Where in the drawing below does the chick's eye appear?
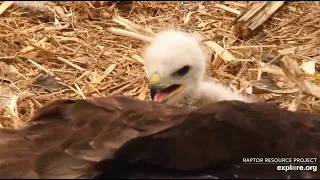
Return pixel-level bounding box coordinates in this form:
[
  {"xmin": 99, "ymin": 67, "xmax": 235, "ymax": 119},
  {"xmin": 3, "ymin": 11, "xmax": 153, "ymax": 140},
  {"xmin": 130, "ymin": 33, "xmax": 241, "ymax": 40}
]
[{"xmin": 172, "ymin": 65, "xmax": 190, "ymax": 77}]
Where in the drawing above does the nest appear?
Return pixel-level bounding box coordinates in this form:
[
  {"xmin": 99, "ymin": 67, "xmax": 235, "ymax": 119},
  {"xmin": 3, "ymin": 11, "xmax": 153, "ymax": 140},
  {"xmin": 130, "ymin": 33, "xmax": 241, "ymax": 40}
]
[{"xmin": 0, "ymin": 1, "xmax": 320, "ymax": 128}]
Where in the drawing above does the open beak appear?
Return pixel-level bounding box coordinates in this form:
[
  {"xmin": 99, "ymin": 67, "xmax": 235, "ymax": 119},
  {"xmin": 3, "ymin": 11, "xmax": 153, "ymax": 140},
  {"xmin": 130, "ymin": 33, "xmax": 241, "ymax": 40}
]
[
  {"xmin": 149, "ymin": 84, "xmax": 160, "ymax": 101},
  {"xmin": 149, "ymin": 73, "xmax": 163, "ymax": 101},
  {"xmin": 148, "ymin": 73, "xmax": 183, "ymax": 102}
]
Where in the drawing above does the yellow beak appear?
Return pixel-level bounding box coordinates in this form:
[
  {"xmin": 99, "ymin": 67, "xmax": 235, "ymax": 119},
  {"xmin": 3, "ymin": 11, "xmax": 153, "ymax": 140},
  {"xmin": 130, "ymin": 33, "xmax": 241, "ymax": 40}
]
[
  {"xmin": 149, "ymin": 73, "xmax": 163, "ymax": 101},
  {"xmin": 149, "ymin": 73, "xmax": 162, "ymax": 87},
  {"xmin": 148, "ymin": 73, "xmax": 184, "ymax": 102}
]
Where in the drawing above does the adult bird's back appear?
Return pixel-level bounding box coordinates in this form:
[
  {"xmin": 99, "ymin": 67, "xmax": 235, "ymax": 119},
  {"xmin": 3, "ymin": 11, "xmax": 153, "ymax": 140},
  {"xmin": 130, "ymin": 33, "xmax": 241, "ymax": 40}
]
[{"xmin": 0, "ymin": 96, "xmax": 319, "ymax": 179}]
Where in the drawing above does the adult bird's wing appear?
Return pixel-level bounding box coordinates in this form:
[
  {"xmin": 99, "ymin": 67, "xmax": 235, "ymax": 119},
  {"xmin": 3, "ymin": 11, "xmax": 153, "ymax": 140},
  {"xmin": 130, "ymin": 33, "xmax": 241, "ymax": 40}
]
[
  {"xmin": 0, "ymin": 96, "xmax": 192, "ymax": 179},
  {"xmin": 111, "ymin": 100, "xmax": 320, "ymax": 179},
  {"xmin": 1, "ymin": 97, "xmax": 320, "ymax": 179}
]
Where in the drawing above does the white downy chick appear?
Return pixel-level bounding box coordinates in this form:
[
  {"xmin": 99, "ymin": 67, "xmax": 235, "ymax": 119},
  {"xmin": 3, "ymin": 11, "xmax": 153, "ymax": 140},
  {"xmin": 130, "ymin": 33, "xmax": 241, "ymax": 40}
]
[{"xmin": 143, "ymin": 30, "xmax": 254, "ymax": 108}]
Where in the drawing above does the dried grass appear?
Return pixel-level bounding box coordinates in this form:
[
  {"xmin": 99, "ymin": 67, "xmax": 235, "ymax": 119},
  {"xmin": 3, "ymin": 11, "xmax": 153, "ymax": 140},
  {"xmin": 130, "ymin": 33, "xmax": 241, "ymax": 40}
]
[{"xmin": 0, "ymin": 1, "xmax": 320, "ymax": 128}]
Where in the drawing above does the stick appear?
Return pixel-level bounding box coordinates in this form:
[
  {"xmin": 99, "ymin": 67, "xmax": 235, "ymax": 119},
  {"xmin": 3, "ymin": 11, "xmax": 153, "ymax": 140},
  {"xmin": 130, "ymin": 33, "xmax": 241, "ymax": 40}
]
[{"xmin": 108, "ymin": 27, "xmax": 153, "ymax": 43}]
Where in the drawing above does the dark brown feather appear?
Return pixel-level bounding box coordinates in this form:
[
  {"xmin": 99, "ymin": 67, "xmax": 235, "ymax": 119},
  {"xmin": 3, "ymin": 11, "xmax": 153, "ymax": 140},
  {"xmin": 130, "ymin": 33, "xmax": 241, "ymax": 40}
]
[
  {"xmin": 0, "ymin": 96, "xmax": 188, "ymax": 179},
  {"xmin": 112, "ymin": 100, "xmax": 320, "ymax": 178},
  {"xmin": 0, "ymin": 96, "xmax": 319, "ymax": 179}
]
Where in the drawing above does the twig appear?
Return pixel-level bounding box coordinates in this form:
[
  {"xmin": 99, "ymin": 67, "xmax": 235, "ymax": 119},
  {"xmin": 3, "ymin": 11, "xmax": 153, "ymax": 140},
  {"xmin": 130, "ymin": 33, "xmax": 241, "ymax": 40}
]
[
  {"xmin": 108, "ymin": 27, "xmax": 153, "ymax": 43},
  {"xmin": 227, "ymin": 45, "xmax": 277, "ymax": 50},
  {"xmin": 27, "ymin": 58, "xmax": 62, "ymax": 81},
  {"xmin": 28, "ymin": 42, "xmax": 75, "ymax": 56},
  {"xmin": 4, "ymin": 94, "xmax": 20, "ymax": 129},
  {"xmin": 214, "ymin": 4, "xmax": 241, "ymax": 15},
  {"xmin": 74, "ymin": 83, "xmax": 86, "ymax": 99},
  {"xmin": 112, "ymin": 16, "xmax": 156, "ymax": 36},
  {"xmin": 20, "ymin": 37, "xmax": 49, "ymax": 54},
  {"xmin": 57, "ymin": 57, "xmax": 86, "ymax": 71},
  {"xmin": 0, "ymin": 1, "xmax": 14, "ymax": 16},
  {"xmin": 223, "ymin": 1, "xmax": 247, "ymax": 8}
]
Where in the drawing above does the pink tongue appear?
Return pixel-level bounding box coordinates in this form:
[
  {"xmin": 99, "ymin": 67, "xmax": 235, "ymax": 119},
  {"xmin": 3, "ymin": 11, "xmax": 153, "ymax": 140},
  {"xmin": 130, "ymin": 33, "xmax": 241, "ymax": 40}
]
[{"xmin": 154, "ymin": 93, "xmax": 168, "ymax": 102}]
